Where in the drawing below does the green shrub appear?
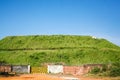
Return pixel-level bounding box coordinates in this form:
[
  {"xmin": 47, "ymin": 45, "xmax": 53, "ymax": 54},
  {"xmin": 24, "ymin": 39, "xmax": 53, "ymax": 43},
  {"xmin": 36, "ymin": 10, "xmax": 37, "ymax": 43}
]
[
  {"xmin": 90, "ymin": 67, "xmax": 101, "ymax": 74},
  {"xmin": 109, "ymin": 66, "xmax": 120, "ymax": 77},
  {"xmin": 101, "ymin": 64, "xmax": 108, "ymax": 72},
  {"xmin": 109, "ymin": 62, "xmax": 120, "ymax": 77}
]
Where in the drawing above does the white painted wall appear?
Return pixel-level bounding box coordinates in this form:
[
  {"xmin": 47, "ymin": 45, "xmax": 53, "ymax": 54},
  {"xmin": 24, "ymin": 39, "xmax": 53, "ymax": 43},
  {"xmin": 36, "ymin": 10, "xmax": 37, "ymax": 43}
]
[{"xmin": 48, "ymin": 65, "xmax": 63, "ymax": 74}]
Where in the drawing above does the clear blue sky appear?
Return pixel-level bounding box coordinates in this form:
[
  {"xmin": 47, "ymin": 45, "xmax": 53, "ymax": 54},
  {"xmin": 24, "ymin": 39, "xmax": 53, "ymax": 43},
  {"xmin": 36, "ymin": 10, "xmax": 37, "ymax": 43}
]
[{"xmin": 0, "ymin": 0, "xmax": 120, "ymax": 46}]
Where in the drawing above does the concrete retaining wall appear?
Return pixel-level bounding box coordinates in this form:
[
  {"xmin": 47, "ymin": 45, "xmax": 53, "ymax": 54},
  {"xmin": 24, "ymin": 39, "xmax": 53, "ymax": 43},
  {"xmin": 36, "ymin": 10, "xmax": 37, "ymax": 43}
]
[
  {"xmin": 31, "ymin": 67, "xmax": 47, "ymax": 73},
  {"xmin": 63, "ymin": 66, "xmax": 84, "ymax": 75},
  {"xmin": 63, "ymin": 64, "xmax": 104, "ymax": 75},
  {"xmin": 12, "ymin": 65, "xmax": 30, "ymax": 73},
  {"xmin": 48, "ymin": 65, "xmax": 63, "ymax": 74}
]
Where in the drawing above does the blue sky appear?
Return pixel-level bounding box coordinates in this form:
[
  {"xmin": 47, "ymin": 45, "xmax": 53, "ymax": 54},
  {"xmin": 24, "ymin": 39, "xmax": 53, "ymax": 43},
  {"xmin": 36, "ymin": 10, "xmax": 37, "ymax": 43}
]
[{"xmin": 0, "ymin": 0, "xmax": 120, "ymax": 46}]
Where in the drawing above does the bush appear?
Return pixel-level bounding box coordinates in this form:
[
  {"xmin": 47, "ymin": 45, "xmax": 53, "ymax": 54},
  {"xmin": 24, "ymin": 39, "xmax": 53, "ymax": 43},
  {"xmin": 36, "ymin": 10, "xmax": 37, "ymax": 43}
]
[
  {"xmin": 101, "ymin": 64, "xmax": 108, "ymax": 72},
  {"xmin": 109, "ymin": 62, "xmax": 120, "ymax": 77},
  {"xmin": 89, "ymin": 63, "xmax": 120, "ymax": 77},
  {"xmin": 90, "ymin": 67, "xmax": 101, "ymax": 74},
  {"xmin": 109, "ymin": 66, "xmax": 120, "ymax": 77}
]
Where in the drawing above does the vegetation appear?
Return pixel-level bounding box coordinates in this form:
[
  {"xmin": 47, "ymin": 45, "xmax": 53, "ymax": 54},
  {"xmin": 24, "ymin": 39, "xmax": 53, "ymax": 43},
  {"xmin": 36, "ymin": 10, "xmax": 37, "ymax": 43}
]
[
  {"xmin": 109, "ymin": 62, "xmax": 120, "ymax": 77},
  {"xmin": 90, "ymin": 67, "xmax": 101, "ymax": 74},
  {"xmin": 90, "ymin": 62, "xmax": 120, "ymax": 77},
  {"xmin": 0, "ymin": 35, "xmax": 120, "ymax": 67},
  {"xmin": 0, "ymin": 35, "xmax": 119, "ymax": 50}
]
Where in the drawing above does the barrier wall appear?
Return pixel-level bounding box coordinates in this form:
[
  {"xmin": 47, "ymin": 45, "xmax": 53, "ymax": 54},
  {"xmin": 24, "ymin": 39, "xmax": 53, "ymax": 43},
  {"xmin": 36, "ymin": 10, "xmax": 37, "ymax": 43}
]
[
  {"xmin": 31, "ymin": 67, "xmax": 47, "ymax": 73},
  {"xmin": 0, "ymin": 64, "xmax": 103, "ymax": 75},
  {"xmin": 12, "ymin": 65, "xmax": 30, "ymax": 73},
  {"xmin": 63, "ymin": 66, "xmax": 84, "ymax": 75},
  {"xmin": 0, "ymin": 65, "xmax": 11, "ymax": 73},
  {"xmin": 48, "ymin": 65, "xmax": 63, "ymax": 74},
  {"xmin": 83, "ymin": 64, "xmax": 103, "ymax": 74},
  {"xmin": 63, "ymin": 64, "xmax": 104, "ymax": 75}
]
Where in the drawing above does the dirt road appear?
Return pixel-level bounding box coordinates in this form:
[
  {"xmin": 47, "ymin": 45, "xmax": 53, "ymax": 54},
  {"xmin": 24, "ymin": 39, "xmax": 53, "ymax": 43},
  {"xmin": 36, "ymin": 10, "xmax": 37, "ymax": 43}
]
[
  {"xmin": 0, "ymin": 74, "xmax": 120, "ymax": 80},
  {"xmin": 0, "ymin": 74, "xmax": 63, "ymax": 80}
]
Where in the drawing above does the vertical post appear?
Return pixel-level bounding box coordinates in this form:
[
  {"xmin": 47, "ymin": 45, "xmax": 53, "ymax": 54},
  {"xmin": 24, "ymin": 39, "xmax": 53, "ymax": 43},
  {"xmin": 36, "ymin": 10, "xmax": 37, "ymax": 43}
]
[{"xmin": 28, "ymin": 65, "xmax": 30, "ymax": 73}]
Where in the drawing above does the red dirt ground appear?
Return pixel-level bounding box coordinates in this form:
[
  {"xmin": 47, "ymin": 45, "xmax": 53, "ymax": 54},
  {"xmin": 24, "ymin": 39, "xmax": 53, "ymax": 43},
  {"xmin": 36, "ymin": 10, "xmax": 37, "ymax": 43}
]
[
  {"xmin": 0, "ymin": 74, "xmax": 120, "ymax": 80},
  {"xmin": 0, "ymin": 74, "xmax": 63, "ymax": 80}
]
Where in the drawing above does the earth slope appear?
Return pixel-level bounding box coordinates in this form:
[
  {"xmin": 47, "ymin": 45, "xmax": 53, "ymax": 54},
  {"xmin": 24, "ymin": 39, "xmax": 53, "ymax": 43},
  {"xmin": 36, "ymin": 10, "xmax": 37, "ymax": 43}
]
[{"xmin": 0, "ymin": 35, "xmax": 120, "ymax": 66}]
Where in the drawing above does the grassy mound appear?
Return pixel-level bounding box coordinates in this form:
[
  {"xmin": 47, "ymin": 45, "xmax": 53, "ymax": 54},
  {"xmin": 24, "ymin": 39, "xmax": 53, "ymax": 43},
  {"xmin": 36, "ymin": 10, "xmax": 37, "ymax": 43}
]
[{"xmin": 0, "ymin": 35, "xmax": 119, "ymax": 66}]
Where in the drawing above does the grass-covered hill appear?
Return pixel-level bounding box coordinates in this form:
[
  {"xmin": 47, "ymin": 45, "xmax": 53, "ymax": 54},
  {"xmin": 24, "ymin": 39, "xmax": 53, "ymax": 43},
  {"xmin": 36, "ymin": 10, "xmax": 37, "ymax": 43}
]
[{"xmin": 0, "ymin": 35, "xmax": 120, "ymax": 66}]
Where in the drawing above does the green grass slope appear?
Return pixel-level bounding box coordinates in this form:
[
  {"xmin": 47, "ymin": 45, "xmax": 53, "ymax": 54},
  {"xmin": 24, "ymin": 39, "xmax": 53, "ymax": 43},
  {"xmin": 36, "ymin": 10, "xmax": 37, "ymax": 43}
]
[{"xmin": 0, "ymin": 35, "xmax": 120, "ymax": 66}]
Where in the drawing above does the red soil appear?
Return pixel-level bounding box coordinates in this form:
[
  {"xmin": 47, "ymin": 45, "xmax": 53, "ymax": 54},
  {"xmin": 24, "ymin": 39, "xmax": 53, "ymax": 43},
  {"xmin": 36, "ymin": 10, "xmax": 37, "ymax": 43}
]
[{"xmin": 0, "ymin": 74, "xmax": 119, "ymax": 80}]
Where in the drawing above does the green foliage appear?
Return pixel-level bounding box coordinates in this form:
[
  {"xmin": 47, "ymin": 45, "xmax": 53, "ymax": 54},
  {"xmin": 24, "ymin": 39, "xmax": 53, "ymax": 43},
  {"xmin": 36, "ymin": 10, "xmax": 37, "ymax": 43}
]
[
  {"xmin": 109, "ymin": 62, "xmax": 120, "ymax": 77},
  {"xmin": 0, "ymin": 35, "xmax": 119, "ymax": 49},
  {"xmin": 109, "ymin": 66, "xmax": 120, "ymax": 77},
  {"xmin": 101, "ymin": 64, "xmax": 108, "ymax": 72},
  {"xmin": 90, "ymin": 67, "xmax": 101, "ymax": 74},
  {"xmin": 0, "ymin": 60, "xmax": 7, "ymax": 65},
  {"xmin": 0, "ymin": 35, "xmax": 120, "ymax": 67},
  {"xmin": 89, "ymin": 62, "xmax": 120, "ymax": 77}
]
